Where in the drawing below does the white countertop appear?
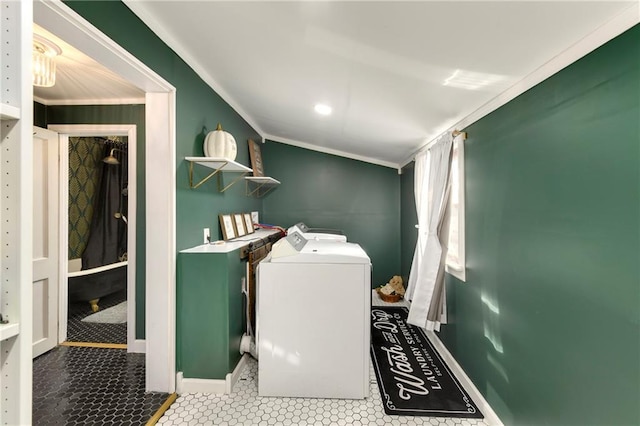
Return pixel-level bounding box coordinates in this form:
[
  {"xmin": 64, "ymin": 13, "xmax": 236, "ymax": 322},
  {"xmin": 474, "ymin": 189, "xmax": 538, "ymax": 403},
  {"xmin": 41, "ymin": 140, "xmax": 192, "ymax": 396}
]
[{"xmin": 180, "ymin": 229, "xmax": 281, "ymax": 254}]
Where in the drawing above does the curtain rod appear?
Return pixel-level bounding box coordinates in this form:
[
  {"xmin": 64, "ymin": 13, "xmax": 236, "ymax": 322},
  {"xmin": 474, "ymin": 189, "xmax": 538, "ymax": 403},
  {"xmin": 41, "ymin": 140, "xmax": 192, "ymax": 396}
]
[
  {"xmin": 451, "ymin": 129, "xmax": 467, "ymax": 140},
  {"xmin": 414, "ymin": 129, "xmax": 468, "ymax": 157}
]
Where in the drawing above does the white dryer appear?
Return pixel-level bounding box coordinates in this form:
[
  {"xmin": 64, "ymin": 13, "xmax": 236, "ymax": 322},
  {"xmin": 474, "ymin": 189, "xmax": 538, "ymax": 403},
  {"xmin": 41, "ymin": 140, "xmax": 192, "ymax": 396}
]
[
  {"xmin": 257, "ymin": 232, "xmax": 371, "ymax": 399},
  {"xmin": 287, "ymin": 222, "xmax": 347, "ymax": 242}
]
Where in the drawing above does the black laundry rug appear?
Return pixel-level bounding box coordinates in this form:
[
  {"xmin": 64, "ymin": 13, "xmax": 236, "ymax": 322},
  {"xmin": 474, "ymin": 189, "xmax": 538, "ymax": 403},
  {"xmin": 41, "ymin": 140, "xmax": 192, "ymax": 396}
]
[{"xmin": 370, "ymin": 306, "xmax": 483, "ymax": 418}]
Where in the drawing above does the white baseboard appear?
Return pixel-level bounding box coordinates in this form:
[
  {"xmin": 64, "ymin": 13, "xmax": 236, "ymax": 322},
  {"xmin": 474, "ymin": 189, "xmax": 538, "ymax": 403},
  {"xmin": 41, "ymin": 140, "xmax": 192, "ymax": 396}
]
[
  {"xmin": 226, "ymin": 354, "xmax": 249, "ymax": 393},
  {"xmin": 426, "ymin": 331, "xmax": 503, "ymax": 426},
  {"xmin": 176, "ymin": 354, "xmax": 250, "ymax": 395},
  {"xmin": 176, "ymin": 372, "xmax": 227, "ymax": 394},
  {"xmin": 128, "ymin": 339, "xmax": 146, "ymax": 354}
]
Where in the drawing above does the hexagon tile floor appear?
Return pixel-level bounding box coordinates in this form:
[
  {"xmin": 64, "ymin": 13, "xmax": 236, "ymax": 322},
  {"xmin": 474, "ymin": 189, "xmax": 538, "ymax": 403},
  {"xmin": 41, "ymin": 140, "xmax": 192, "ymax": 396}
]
[
  {"xmin": 33, "ymin": 345, "xmax": 169, "ymax": 425},
  {"xmin": 67, "ymin": 289, "xmax": 127, "ymax": 344},
  {"xmin": 158, "ymin": 357, "xmax": 490, "ymax": 426},
  {"xmin": 158, "ymin": 293, "xmax": 491, "ymax": 425}
]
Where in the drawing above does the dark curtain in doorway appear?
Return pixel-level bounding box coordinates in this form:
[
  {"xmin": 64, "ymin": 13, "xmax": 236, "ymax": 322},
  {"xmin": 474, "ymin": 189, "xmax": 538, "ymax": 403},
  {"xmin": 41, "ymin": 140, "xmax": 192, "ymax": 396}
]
[{"xmin": 81, "ymin": 139, "xmax": 128, "ymax": 269}]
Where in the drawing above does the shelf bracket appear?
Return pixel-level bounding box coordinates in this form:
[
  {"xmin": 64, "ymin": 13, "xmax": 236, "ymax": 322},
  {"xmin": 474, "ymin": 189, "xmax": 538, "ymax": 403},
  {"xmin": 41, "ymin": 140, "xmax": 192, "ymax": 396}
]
[
  {"xmin": 189, "ymin": 160, "xmax": 248, "ymax": 192},
  {"xmin": 189, "ymin": 161, "xmax": 222, "ymax": 189},
  {"xmin": 245, "ymin": 180, "xmax": 278, "ymax": 197},
  {"xmin": 218, "ymin": 171, "xmax": 250, "ymax": 193}
]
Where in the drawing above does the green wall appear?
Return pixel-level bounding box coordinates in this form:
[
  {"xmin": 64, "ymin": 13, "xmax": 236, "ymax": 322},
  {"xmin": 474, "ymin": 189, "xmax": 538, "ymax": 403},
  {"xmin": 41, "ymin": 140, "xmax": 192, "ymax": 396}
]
[
  {"xmin": 34, "ymin": 101, "xmax": 47, "ymax": 127},
  {"xmin": 43, "ymin": 103, "xmax": 147, "ymax": 338},
  {"xmin": 401, "ymin": 26, "xmax": 639, "ymax": 425},
  {"xmin": 262, "ymin": 141, "xmax": 401, "ymax": 287}
]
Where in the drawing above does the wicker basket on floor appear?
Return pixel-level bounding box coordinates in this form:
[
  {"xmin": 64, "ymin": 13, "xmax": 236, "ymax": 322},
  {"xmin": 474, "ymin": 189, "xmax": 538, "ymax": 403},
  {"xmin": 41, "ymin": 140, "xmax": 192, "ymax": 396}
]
[{"xmin": 376, "ymin": 287, "xmax": 402, "ymax": 303}]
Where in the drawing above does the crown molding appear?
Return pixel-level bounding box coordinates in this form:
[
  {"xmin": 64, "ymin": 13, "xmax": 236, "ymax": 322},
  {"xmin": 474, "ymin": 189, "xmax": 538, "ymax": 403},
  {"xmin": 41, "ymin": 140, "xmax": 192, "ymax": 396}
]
[{"xmin": 265, "ymin": 134, "xmax": 399, "ymax": 169}]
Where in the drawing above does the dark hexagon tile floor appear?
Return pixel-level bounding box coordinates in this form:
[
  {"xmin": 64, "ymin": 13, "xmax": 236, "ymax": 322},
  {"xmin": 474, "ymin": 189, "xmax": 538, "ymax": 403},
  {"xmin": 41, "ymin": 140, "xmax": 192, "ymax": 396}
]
[
  {"xmin": 33, "ymin": 346, "xmax": 169, "ymax": 425},
  {"xmin": 67, "ymin": 290, "xmax": 127, "ymax": 344}
]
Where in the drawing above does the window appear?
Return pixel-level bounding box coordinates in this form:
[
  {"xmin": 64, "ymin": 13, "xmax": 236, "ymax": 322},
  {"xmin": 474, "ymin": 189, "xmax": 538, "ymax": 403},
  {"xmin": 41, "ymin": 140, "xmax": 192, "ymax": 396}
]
[{"xmin": 446, "ymin": 136, "xmax": 466, "ymax": 281}]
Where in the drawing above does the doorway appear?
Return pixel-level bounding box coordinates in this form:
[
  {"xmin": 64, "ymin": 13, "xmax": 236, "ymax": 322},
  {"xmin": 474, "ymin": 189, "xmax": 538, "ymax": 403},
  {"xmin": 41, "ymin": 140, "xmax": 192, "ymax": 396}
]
[
  {"xmin": 48, "ymin": 125, "xmax": 137, "ymax": 350},
  {"xmin": 35, "ymin": 1, "xmax": 177, "ymax": 392}
]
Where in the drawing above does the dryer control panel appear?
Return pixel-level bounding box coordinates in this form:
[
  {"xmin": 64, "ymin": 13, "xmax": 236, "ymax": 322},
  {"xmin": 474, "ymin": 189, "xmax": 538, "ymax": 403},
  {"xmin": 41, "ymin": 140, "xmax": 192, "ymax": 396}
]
[{"xmin": 271, "ymin": 231, "xmax": 308, "ymax": 258}]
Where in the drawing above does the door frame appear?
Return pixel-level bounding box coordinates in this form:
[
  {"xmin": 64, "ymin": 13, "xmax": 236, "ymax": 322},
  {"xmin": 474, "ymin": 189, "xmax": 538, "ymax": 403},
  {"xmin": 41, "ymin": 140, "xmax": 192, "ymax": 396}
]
[
  {"xmin": 35, "ymin": 0, "xmax": 177, "ymax": 392},
  {"xmin": 48, "ymin": 124, "xmax": 138, "ymax": 351}
]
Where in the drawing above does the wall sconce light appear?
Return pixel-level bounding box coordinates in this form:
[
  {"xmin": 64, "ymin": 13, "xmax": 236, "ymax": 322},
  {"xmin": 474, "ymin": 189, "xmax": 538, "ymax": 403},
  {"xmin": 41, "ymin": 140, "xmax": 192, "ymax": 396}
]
[{"xmin": 33, "ymin": 34, "xmax": 62, "ymax": 87}]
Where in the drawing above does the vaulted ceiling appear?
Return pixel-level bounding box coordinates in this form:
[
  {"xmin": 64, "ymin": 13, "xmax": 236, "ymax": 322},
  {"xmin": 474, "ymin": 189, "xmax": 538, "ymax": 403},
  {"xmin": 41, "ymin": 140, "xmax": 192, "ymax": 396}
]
[{"xmin": 35, "ymin": 1, "xmax": 636, "ymax": 167}]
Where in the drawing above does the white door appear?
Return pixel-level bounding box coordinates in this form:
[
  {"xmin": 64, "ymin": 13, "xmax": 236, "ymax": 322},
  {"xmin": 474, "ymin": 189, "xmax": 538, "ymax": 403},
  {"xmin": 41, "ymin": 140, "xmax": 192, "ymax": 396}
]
[{"xmin": 32, "ymin": 127, "xmax": 59, "ymax": 358}]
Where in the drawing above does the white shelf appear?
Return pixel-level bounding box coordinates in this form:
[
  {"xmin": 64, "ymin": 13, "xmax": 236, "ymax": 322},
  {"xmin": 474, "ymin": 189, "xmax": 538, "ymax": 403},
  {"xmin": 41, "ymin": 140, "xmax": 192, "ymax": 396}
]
[
  {"xmin": 185, "ymin": 157, "xmax": 252, "ymax": 173},
  {"xmin": 180, "ymin": 229, "xmax": 280, "ymax": 254},
  {"xmin": 245, "ymin": 176, "xmax": 281, "ymax": 197},
  {"xmin": 0, "ymin": 322, "xmax": 20, "ymax": 342},
  {"xmin": 185, "ymin": 157, "xmax": 252, "ymax": 191},
  {"xmin": 245, "ymin": 176, "xmax": 280, "ymax": 185},
  {"xmin": 0, "ymin": 104, "xmax": 21, "ymax": 120}
]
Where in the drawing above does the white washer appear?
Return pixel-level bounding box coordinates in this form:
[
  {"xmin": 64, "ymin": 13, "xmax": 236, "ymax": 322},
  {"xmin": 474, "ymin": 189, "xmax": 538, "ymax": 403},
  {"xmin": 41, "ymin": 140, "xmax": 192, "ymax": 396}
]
[
  {"xmin": 287, "ymin": 222, "xmax": 347, "ymax": 242},
  {"xmin": 257, "ymin": 232, "xmax": 371, "ymax": 399}
]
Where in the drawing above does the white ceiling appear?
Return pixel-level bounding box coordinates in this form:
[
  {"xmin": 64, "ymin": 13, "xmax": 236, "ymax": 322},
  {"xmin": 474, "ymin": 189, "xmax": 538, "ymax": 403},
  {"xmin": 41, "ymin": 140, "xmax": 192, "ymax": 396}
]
[
  {"xmin": 33, "ymin": 24, "xmax": 145, "ymax": 105},
  {"xmin": 37, "ymin": 2, "xmax": 636, "ymax": 167}
]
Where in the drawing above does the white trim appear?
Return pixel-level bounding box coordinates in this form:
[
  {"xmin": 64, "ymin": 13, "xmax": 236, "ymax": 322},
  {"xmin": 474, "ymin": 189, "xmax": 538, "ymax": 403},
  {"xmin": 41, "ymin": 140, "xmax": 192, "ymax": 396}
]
[
  {"xmin": 176, "ymin": 354, "xmax": 250, "ymax": 395},
  {"xmin": 34, "ymin": 96, "xmax": 145, "ymax": 106},
  {"xmin": 445, "ymin": 264, "xmax": 466, "ymax": 281},
  {"xmin": 265, "ymin": 134, "xmax": 398, "ymax": 169},
  {"xmin": 57, "ymin": 134, "xmax": 70, "ymax": 344},
  {"xmin": 37, "ymin": 0, "xmax": 177, "ymax": 393},
  {"xmin": 176, "ymin": 373, "xmax": 227, "ymax": 395},
  {"xmin": 426, "ymin": 330, "xmax": 504, "ymax": 426},
  {"xmin": 400, "ymin": 3, "xmax": 640, "ymax": 168},
  {"xmin": 122, "ymin": 0, "xmax": 265, "ymax": 138},
  {"xmin": 48, "ymin": 124, "xmax": 137, "ymax": 350},
  {"xmin": 145, "ymin": 91, "xmax": 177, "ymax": 393},
  {"xmin": 130, "ymin": 339, "xmax": 146, "ymax": 354},
  {"xmin": 226, "ymin": 354, "xmax": 250, "ymax": 394},
  {"xmin": 445, "ymin": 136, "xmax": 466, "ymax": 282},
  {"xmin": 6, "ymin": 2, "xmax": 36, "ymax": 422}
]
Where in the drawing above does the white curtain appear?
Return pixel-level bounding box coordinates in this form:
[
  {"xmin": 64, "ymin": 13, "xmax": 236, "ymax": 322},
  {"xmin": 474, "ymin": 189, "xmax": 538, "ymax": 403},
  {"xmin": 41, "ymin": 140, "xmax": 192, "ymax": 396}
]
[
  {"xmin": 406, "ymin": 133, "xmax": 453, "ymax": 331},
  {"xmin": 405, "ymin": 149, "xmax": 429, "ymax": 303}
]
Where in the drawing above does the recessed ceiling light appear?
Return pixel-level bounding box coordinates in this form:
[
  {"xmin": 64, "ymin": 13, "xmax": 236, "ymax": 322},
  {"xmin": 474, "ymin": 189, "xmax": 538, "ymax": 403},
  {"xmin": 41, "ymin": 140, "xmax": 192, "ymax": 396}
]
[{"xmin": 314, "ymin": 104, "xmax": 332, "ymax": 116}]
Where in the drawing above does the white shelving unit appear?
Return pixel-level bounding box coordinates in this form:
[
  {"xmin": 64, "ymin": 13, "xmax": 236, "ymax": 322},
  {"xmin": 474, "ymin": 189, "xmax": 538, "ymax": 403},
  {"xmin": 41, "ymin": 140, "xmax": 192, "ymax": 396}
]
[
  {"xmin": 245, "ymin": 176, "xmax": 281, "ymax": 197},
  {"xmin": 1, "ymin": 1, "xmax": 34, "ymax": 424},
  {"xmin": 0, "ymin": 323, "xmax": 20, "ymax": 342},
  {"xmin": 0, "ymin": 104, "xmax": 21, "ymax": 120},
  {"xmin": 185, "ymin": 157, "xmax": 252, "ymax": 191}
]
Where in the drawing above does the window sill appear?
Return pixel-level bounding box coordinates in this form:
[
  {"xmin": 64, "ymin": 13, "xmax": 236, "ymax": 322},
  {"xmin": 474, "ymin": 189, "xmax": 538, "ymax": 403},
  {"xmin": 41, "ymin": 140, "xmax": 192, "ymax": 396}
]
[{"xmin": 446, "ymin": 264, "xmax": 466, "ymax": 282}]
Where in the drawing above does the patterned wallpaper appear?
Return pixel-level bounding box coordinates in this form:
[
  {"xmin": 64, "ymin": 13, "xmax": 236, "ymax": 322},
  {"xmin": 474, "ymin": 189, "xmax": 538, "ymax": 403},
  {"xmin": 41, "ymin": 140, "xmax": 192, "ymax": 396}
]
[{"xmin": 68, "ymin": 137, "xmax": 105, "ymax": 260}]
